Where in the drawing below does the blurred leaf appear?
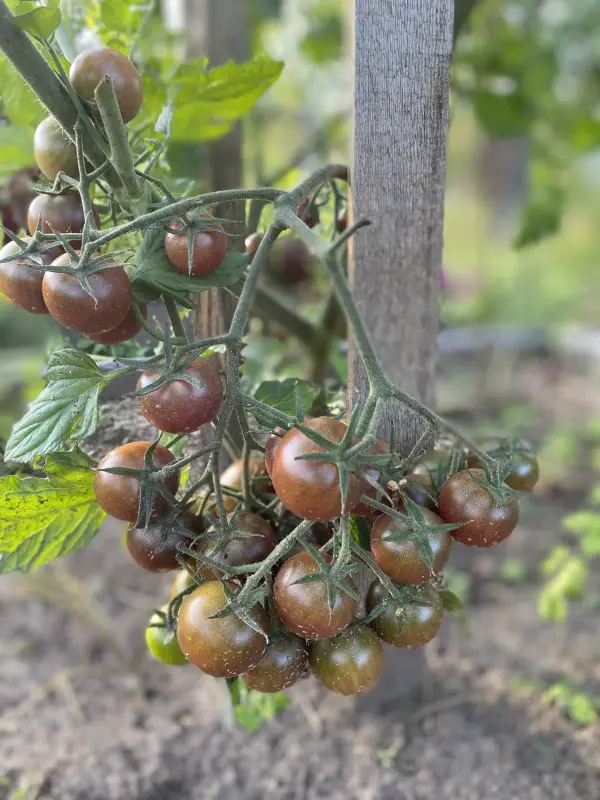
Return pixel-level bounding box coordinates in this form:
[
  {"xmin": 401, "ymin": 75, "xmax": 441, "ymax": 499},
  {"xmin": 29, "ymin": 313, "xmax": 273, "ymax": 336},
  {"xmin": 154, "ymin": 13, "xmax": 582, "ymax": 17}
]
[
  {"xmin": 13, "ymin": 4, "xmax": 61, "ymax": 38},
  {"xmin": 0, "ymin": 124, "xmax": 35, "ymax": 178},
  {"xmin": 254, "ymin": 379, "xmax": 319, "ymax": 417},
  {"xmin": 537, "ymin": 553, "xmax": 588, "ymax": 621},
  {"xmin": 100, "ymin": 0, "xmax": 142, "ymax": 32},
  {"xmin": 439, "ymin": 589, "xmax": 464, "ymax": 612},
  {"xmin": 132, "ymin": 228, "xmax": 248, "ymax": 307},
  {"xmin": 5, "ymin": 350, "xmax": 109, "ymax": 463},
  {"xmin": 567, "ymin": 694, "xmax": 597, "ymax": 726},
  {"xmin": 473, "ymin": 90, "xmax": 534, "ymax": 138},
  {"xmin": 227, "ymin": 678, "xmax": 289, "ymax": 732},
  {"xmin": 499, "ymin": 558, "xmax": 527, "ymax": 584},
  {"xmin": 169, "ymin": 57, "xmax": 284, "ymax": 142},
  {"xmin": 300, "ymin": 11, "xmax": 342, "ymax": 64},
  {"xmin": 0, "ymin": 455, "xmax": 105, "ymax": 572},
  {"xmin": 514, "ymin": 182, "xmax": 565, "ymax": 249},
  {"xmin": 0, "ymin": 58, "xmax": 46, "ymax": 127}
]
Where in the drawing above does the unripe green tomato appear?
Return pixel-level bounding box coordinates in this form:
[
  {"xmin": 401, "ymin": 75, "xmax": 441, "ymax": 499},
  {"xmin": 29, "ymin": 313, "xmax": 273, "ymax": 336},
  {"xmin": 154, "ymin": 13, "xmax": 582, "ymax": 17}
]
[{"xmin": 145, "ymin": 606, "xmax": 188, "ymax": 666}]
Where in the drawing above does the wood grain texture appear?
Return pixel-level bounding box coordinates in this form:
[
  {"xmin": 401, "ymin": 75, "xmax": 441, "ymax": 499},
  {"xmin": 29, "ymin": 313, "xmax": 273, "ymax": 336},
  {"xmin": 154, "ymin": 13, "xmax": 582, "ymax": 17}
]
[
  {"xmin": 349, "ymin": 0, "xmax": 453, "ymax": 453},
  {"xmin": 185, "ymin": 0, "xmax": 249, "ymax": 337}
]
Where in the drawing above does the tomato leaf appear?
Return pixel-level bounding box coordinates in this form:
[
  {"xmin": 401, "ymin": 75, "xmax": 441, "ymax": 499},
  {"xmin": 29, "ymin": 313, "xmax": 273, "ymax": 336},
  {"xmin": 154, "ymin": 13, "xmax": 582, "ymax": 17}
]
[
  {"xmin": 5, "ymin": 350, "xmax": 111, "ymax": 464},
  {"xmin": 13, "ymin": 5, "xmax": 61, "ymax": 38},
  {"xmin": 439, "ymin": 589, "xmax": 465, "ymax": 612},
  {"xmin": 254, "ymin": 379, "xmax": 319, "ymax": 417},
  {"xmin": 169, "ymin": 57, "xmax": 284, "ymax": 142},
  {"xmin": 131, "ymin": 228, "xmax": 248, "ymax": 306},
  {"xmin": 0, "ymin": 454, "xmax": 106, "ymax": 573},
  {"xmin": 227, "ymin": 678, "xmax": 289, "ymax": 732}
]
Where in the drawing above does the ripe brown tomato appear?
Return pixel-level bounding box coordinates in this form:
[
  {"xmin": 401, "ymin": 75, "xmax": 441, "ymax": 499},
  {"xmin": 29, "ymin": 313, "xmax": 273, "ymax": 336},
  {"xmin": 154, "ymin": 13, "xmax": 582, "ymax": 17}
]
[
  {"xmin": 137, "ymin": 355, "xmax": 223, "ymax": 434},
  {"xmin": 33, "ymin": 116, "xmax": 78, "ymax": 181},
  {"xmin": 438, "ymin": 469, "xmax": 519, "ymax": 547},
  {"xmin": 241, "ymin": 632, "xmax": 308, "ymax": 693},
  {"xmin": 0, "ymin": 238, "xmax": 52, "ymax": 314},
  {"xmin": 271, "ymin": 417, "xmax": 362, "ymax": 521},
  {"xmin": 69, "ymin": 47, "xmax": 143, "ymax": 123},
  {"xmin": 309, "ymin": 626, "xmax": 383, "ymax": 695},
  {"xmin": 164, "ymin": 216, "xmax": 227, "ymax": 276},
  {"xmin": 27, "ymin": 191, "xmax": 98, "ymax": 236},
  {"xmin": 366, "ymin": 581, "xmax": 444, "ymax": 647},
  {"xmin": 188, "ymin": 512, "xmax": 276, "ymax": 581},
  {"xmin": 370, "ymin": 505, "xmax": 451, "ymax": 584},
  {"xmin": 126, "ymin": 513, "xmax": 199, "ymax": 573},
  {"xmin": 268, "ymin": 236, "xmax": 311, "ymax": 285},
  {"xmin": 87, "ymin": 303, "xmax": 147, "ymax": 345},
  {"xmin": 353, "ymin": 438, "xmax": 389, "ymax": 517},
  {"xmin": 274, "ymin": 551, "xmax": 357, "ymax": 640},
  {"xmin": 94, "ymin": 441, "xmax": 180, "ymax": 522},
  {"xmin": 263, "ymin": 427, "xmax": 286, "ymax": 478},
  {"xmin": 336, "ymin": 209, "xmax": 348, "ymax": 233},
  {"xmin": 42, "ymin": 254, "xmax": 131, "ymax": 335},
  {"xmin": 245, "ymin": 232, "xmax": 263, "ymax": 262},
  {"xmin": 177, "ymin": 581, "xmax": 268, "ymax": 677},
  {"xmin": 467, "ymin": 438, "xmax": 540, "ymax": 493},
  {"xmin": 219, "ymin": 457, "xmax": 273, "ymax": 513}
]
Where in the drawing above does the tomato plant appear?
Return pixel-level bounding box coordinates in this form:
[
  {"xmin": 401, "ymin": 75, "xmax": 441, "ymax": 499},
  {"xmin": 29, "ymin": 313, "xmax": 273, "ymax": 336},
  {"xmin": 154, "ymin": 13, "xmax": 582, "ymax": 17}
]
[
  {"xmin": 241, "ymin": 633, "xmax": 308, "ymax": 693},
  {"xmin": 88, "ymin": 303, "xmax": 147, "ymax": 345},
  {"xmin": 69, "ymin": 47, "xmax": 143, "ymax": 123},
  {"xmin": 366, "ymin": 581, "xmax": 444, "ymax": 647},
  {"xmin": 164, "ymin": 216, "xmax": 227, "ymax": 276},
  {"xmin": 145, "ymin": 607, "xmax": 188, "ymax": 666},
  {"xmin": 0, "ymin": 237, "xmax": 50, "ymax": 314},
  {"xmin": 309, "ymin": 626, "xmax": 384, "ymax": 695},
  {"xmin": 33, "ymin": 116, "xmax": 78, "ymax": 181},
  {"xmin": 27, "ymin": 191, "xmax": 97, "ymax": 236}
]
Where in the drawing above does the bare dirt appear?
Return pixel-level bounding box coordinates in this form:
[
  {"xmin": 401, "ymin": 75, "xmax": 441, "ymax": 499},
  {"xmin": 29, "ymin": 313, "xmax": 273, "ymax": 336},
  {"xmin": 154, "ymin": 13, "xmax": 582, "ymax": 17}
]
[{"xmin": 1, "ymin": 494, "xmax": 599, "ymax": 800}]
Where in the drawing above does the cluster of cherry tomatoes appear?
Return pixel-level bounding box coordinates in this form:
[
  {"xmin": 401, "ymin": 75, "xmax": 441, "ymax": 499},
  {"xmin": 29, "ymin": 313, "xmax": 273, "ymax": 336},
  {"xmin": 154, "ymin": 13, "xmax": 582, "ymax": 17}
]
[
  {"xmin": 0, "ymin": 47, "xmax": 229, "ymax": 342},
  {"xmin": 93, "ymin": 393, "xmax": 539, "ymax": 695}
]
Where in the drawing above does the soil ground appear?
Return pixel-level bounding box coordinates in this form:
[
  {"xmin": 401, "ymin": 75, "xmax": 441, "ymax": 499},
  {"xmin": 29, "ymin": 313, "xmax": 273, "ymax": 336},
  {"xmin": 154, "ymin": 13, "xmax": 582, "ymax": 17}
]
[{"xmin": 1, "ymin": 357, "xmax": 600, "ymax": 799}]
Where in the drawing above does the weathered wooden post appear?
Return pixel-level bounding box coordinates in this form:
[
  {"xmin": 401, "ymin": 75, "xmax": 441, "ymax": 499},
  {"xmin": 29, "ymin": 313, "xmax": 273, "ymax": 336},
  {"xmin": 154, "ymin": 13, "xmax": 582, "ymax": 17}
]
[{"xmin": 350, "ymin": 0, "xmax": 454, "ymax": 701}]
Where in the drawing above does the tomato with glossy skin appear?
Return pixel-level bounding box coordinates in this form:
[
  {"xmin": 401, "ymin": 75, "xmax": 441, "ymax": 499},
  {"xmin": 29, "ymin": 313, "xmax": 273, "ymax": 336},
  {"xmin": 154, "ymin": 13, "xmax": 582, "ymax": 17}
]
[
  {"xmin": 264, "ymin": 427, "xmax": 286, "ymax": 478},
  {"xmin": 309, "ymin": 626, "xmax": 383, "ymax": 695},
  {"xmin": 245, "ymin": 232, "xmax": 263, "ymax": 262},
  {"xmin": 126, "ymin": 513, "xmax": 199, "ymax": 572},
  {"xmin": 366, "ymin": 581, "xmax": 444, "ymax": 647},
  {"xmin": 165, "ymin": 216, "xmax": 227, "ymax": 276},
  {"xmin": 27, "ymin": 192, "xmax": 98, "ymax": 236},
  {"xmin": 69, "ymin": 48, "xmax": 143, "ymax": 123},
  {"xmin": 189, "ymin": 512, "xmax": 276, "ymax": 581},
  {"xmin": 43, "ymin": 254, "xmax": 131, "ymax": 335},
  {"xmin": 88, "ymin": 303, "xmax": 147, "ymax": 344},
  {"xmin": 33, "ymin": 116, "xmax": 78, "ymax": 181},
  {"xmin": 272, "ymin": 417, "xmax": 362, "ymax": 521},
  {"xmin": 241, "ymin": 632, "xmax": 308, "ymax": 692},
  {"xmin": 170, "ymin": 569, "xmax": 197, "ymax": 599},
  {"xmin": 354, "ymin": 438, "xmax": 389, "ymax": 517},
  {"xmin": 438, "ymin": 469, "xmax": 519, "ymax": 547},
  {"xmin": 274, "ymin": 551, "xmax": 356, "ymax": 639},
  {"xmin": 370, "ymin": 505, "xmax": 451, "ymax": 584},
  {"xmin": 137, "ymin": 355, "xmax": 223, "ymax": 434},
  {"xmin": 268, "ymin": 237, "xmax": 311, "ymax": 285},
  {"xmin": 177, "ymin": 581, "xmax": 268, "ymax": 677},
  {"xmin": 467, "ymin": 438, "xmax": 539, "ymax": 493},
  {"xmin": 219, "ymin": 457, "xmax": 273, "ymax": 512},
  {"xmin": 0, "ymin": 238, "xmax": 51, "ymax": 314},
  {"xmin": 94, "ymin": 441, "xmax": 180, "ymax": 522},
  {"xmin": 145, "ymin": 607, "xmax": 188, "ymax": 665}
]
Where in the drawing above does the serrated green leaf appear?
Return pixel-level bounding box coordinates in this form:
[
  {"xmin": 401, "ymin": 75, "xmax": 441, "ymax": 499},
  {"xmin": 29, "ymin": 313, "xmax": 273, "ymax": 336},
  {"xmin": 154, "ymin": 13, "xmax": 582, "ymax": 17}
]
[
  {"xmin": 131, "ymin": 227, "xmax": 248, "ymax": 306},
  {"xmin": 14, "ymin": 5, "xmax": 61, "ymax": 38},
  {"xmin": 0, "ymin": 458, "xmax": 105, "ymax": 572},
  {"xmin": 170, "ymin": 57, "xmax": 284, "ymax": 142},
  {"xmin": 227, "ymin": 677, "xmax": 289, "ymax": 732},
  {"xmin": 5, "ymin": 350, "xmax": 109, "ymax": 463},
  {"xmin": 254, "ymin": 379, "xmax": 319, "ymax": 417}
]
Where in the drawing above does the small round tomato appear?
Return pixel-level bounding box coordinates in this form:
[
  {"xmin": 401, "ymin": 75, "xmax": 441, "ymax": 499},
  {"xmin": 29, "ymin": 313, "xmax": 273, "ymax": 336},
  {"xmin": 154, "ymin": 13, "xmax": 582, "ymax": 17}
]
[
  {"xmin": 241, "ymin": 633, "xmax": 308, "ymax": 693},
  {"xmin": 177, "ymin": 581, "xmax": 268, "ymax": 677},
  {"xmin": 219, "ymin": 458, "xmax": 272, "ymax": 513},
  {"xmin": 274, "ymin": 551, "xmax": 356, "ymax": 639},
  {"xmin": 170, "ymin": 569, "xmax": 197, "ymax": 599},
  {"xmin": 0, "ymin": 238, "xmax": 51, "ymax": 314},
  {"xmin": 309, "ymin": 626, "xmax": 383, "ymax": 695},
  {"xmin": 189, "ymin": 512, "xmax": 276, "ymax": 581},
  {"xmin": 467, "ymin": 438, "xmax": 539, "ymax": 493},
  {"xmin": 33, "ymin": 116, "xmax": 78, "ymax": 181},
  {"xmin": 69, "ymin": 47, "xmax": 143, "ymax": 123},
  {"xmin": 245, "ymin": 232, "xmax": 263, "ymax": 262},
  {"xmin": 94, "ymin": 441, "xmax": 180, "ymax": 523},
  {"xmin": 297, "ymin": 197, "xmax": 319, "ymax": 229},
  {"xmin": 264, "ymin": 427, "xmax": 286, "ymax": 478},
  {"xmin": 438, "ymin": 469, "xmax": 519, "ymax": 547},
  {"xmin": 268, "ymin": 237, "xmax": 311, "ymax": 285},
  {"xmin": 27, "ymin": 191, "xmax": 98, "ymax": 236},
  {"xmin": 42, "ymin": 254, "xmax": 131, "ymax": 335},
  {"xmin": 87, "ymin": 303, "xmax": 147, "ymax": 345},
  {"xmin": 137, "ymin": 355, "xmax": 223, "ymax": 434},
  {"xmin": 272, "ymin": 417, "xmax": 362, "ymax": 521},
  {"xmin": 126, "ymin": 515, "xmax": 196, "ymax": 572},
  {"xmin": 366, "ymin": 581, "xmax": 444, "ymax": 647},
  {"xmin": 336, "ymin": 209, "xmax": 348, "ymax": 233},
  {"xmin": 370, "ymin": 505, "xmax": 451, "ymax": 584},
  {"xmin": 354, "ymin": 438, "xmax": 389, "ymax": 517},
  {"xmin": 145, "ymin": 607, "xmax": 188, "ymax": 665},
  {"xmin": 165, "ymin": 216, "xmax": 227, "ymax": 276}
]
